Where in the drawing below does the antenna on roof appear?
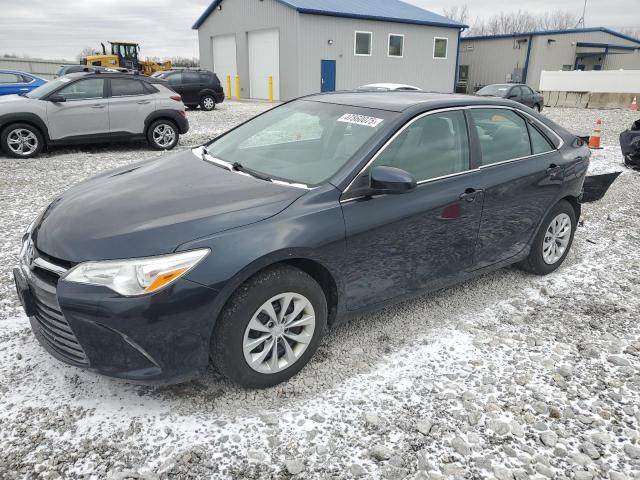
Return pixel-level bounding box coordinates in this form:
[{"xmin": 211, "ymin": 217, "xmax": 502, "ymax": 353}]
[{"xmin": 575, "ymin": 0, "xmax": 587, "ymax": 28}]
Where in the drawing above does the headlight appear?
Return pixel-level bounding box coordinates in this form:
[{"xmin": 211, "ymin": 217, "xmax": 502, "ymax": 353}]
[{"xmin": 63, "ymin": 249, "xmax": 210, "ymax": 296}]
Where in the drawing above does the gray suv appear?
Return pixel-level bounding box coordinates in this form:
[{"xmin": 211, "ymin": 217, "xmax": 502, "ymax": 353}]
[{"xmin": 0, "ymin": 72, "xmax": 189, "ymax": 158}]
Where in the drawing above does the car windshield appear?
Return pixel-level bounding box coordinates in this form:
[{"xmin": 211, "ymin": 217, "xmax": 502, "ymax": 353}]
[
  {"xmin": 25, "ymin": 77, "xmax": 71, "ymax": 99},
  {"xmin": 205, "ymin": 100, "xmax": 395, "ymax": 186},
  {"xmin": 477, "ymin": 85, "xmax": 511, "ymax": 97}
]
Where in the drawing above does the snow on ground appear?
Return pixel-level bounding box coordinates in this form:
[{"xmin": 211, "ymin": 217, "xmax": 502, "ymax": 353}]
[{"xmin": 0, "ymin": 104, "xmax": 639, "ymax": 480}]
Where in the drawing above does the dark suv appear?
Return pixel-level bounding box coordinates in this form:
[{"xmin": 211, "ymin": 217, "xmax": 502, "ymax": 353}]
[{"xmin": 154, "ymin": 69, "xmax": 225, "ymax": 111}]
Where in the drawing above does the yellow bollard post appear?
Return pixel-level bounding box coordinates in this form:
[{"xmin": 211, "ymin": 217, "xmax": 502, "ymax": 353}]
[
  {"xmin": 235, "ymin": 75, "xmax": 241, "ymax": 100},
  {"xmin": 268, "ymin": 76, "xmax": 273, "ymax": 103},
  {"xmin": 226, "ymin": 75, "xmax": 231, "ymax": 98}
]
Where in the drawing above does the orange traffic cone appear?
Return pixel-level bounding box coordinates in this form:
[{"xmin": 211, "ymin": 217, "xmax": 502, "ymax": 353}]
[
  {"xmin": 631, "ymin": 96, "xmax": 638, "ymax": 112},
  {"xmin": 588, "ymin": 118, "xmax": 603, "ymax": 149}
]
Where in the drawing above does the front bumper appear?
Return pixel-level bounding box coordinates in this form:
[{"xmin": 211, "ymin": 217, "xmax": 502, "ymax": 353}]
[{"xmin": 14, "ymin": 248, "xmax": 218, "ymax": 385}]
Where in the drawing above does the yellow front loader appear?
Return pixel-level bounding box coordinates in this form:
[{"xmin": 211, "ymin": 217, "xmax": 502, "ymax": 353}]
[{"xmin": 85, "ymin": 42, "xmax": 172, "ymax": 76}]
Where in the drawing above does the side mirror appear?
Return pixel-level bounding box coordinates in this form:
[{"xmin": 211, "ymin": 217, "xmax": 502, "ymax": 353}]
[
  {"xmin": 47, "ymin": 94, "xmax": 66, "ymax": 103},
  {"xmin": 370, "ymin": 166, "xmax": 417, "ymax": 195}
]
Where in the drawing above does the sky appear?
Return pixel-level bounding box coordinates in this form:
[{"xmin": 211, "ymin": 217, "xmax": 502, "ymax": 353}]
[{"xmin": 0, "ymin": 0, "xmax": 634, "ymax": 61}]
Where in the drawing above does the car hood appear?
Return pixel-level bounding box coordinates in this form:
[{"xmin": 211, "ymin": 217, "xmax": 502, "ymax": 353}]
[
  {"xmin": 0, "ymin": 94, "xmax": 36, "ymax": 107},
  {"xmin": 32, "ymin": 149, "xmax": 306, "ymax": 262}
]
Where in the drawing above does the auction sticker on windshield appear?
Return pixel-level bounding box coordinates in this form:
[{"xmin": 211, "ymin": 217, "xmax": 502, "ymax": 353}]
[{"xmin": 337, "ymin": 114, "xmax": 384, "ymax": 128}]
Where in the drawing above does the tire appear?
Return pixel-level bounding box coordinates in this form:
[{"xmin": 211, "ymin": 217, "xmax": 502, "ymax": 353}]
[
  {"xmin": 534, "ymin": 104, "xmax": 542, "ymax": 112},
  {"xmin": 211, "ymin": 265, "xmax": 327, "ymax": 388},
  {"xmin": 518, "ymin": 199, "xmax": 576, "ymax": 275},
  {"xmin": 147, "ymin": 119, "xmax": 179, "ymax": 150},
  {"xmin": 1, "ymin": 123, "xmax": 44, "ymax": 159},
  {"xmin": 200, "ymin": 95, "xmax": 216, "ymax": 111}
]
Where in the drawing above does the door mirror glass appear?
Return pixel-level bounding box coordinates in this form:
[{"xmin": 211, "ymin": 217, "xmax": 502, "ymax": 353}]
[
  {"xmin": 370, "ymin": 165, "xmax": 417, "ymax": 194},
  {"xmin": 47, "ymin": 94, "xmax": 66, "ymax": 103}
]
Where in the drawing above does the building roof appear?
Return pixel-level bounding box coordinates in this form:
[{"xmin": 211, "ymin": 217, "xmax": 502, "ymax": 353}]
[
  {"xmin": 461, "ymin": 27, "xmax": 640, "ymax": 45},
  {"xmin": 192, "ymin": 0, "xmax": 466, "ymax": 30}
]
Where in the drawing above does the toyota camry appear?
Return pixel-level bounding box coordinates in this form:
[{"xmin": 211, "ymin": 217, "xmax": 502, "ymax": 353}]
[{"xmin": 15, "ymin": 91, "xmax": 590, "ymax": 388}]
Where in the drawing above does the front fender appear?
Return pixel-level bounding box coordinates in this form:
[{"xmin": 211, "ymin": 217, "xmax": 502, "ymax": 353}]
[
  {"xmin": 0, "ymin": 112, "xmax": 50, "ymax": 142},
  {"xmin": 178, "ymin": 185, "xmax": 347, "ymax": 333}
]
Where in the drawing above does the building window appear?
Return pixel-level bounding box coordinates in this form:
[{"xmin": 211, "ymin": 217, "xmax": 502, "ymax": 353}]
[
  {"xmin": 433, "ymin": 37, "xmax": 448, "ymax": 59},
  {"xmin": 355, "ymin": 31, "xmax": 372, "ymax": 56},
  {"xmin": 388, "ymin": 34, "xmax": 404, "ymax": 58}
]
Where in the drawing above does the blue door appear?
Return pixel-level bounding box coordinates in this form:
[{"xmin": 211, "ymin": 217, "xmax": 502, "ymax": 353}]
[{"xmin": 320, "ymin": 60, "xmax": 336, "ymax": 92}]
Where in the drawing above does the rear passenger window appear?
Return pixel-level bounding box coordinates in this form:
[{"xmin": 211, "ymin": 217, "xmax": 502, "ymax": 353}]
[
  {"xmin": 111, "ymin": 78, "xmax": 145, "ymax": 96},
  {"xmin": 372, "ymin": 110, "xmax": 469, "ymax": 182},
  {"xmin": 183, "ymin": 72, "xmax": 200, "ymax": 84},
  {"xmin": 529, "ymin": 124, "xmax": 554, "ymax": 154},
  {"xmin": 471, "ymin": 109, "xmax": 531, "ymax": 165},
  {"xmin": 165, "ymin": 73, "xmax": 181, "ymax": 86},
  {"xmin": 200, "ymin": 73, "xmax": 214, "ymax": 84}
]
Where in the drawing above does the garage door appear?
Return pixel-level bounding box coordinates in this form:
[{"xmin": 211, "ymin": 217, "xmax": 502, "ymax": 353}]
[
  {"xmin": 212, "ymin": 34, "xmax": 237, "ymax": 84},
  {"xmin": 248, "ymin": 29, "xmax": 280, "ymax": 101}
]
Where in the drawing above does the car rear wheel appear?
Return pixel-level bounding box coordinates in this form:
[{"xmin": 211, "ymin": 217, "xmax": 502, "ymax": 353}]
[
  {"xmin": 211, "ymin": 265, "xmax": 327, "ymax": 388},
  {"xmin": 200, "ymin": 95, "xmax": 216, "ymax": 111},
  {"xmin": 147, "ymin": 119, "xmax": 179, "ymax": 150},
  {"xmin": 518, "ymin": 199, "xmax": 576, "ymax": 275},
  {"xmin": 1, "ymin": 123, "xmax": 44, "ymax": 159}
]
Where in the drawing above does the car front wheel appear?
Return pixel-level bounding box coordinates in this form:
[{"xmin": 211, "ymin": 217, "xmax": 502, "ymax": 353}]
[
  {"xmin": 211, "ymin": 265, "xmax": 327, "ymax": 388},
  {"xmin": 1, "ymin": 123, "xmax": 44, "ymax": 159},
  {"xmin": 518, "ymin": 199, "xmax": 576, "ymax": 275},
  {"xmin": 200, "ymin": 95, "xmax": 216, "ymax": 111},
  {"xmin": 147, "ymin": 120, "xmax": 179, "ymax": 150}
]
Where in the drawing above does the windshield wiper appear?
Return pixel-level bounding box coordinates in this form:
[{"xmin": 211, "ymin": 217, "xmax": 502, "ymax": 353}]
[{"xmin": 232, "ymin": 162, "xmax": 272, "ymax": 182}]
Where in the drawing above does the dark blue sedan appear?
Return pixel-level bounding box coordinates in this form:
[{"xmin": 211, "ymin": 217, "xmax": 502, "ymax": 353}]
[
  {"xmin": 15, "ymin": 92, "xmax": 592, "ymax": 388},
  {"xmin": 0, "ymin": 70, "xmax": 47, "ymax": 96}
]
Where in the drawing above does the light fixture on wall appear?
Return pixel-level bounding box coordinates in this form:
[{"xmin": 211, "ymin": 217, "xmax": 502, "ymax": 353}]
[{"xmin": 328, "ymin": 40, "xmax": 334, "ymax": 45}]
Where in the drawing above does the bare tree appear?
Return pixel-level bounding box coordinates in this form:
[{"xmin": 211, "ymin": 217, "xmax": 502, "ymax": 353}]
[
  {"xmin": 169, "ymin": 57, "xmax": 200, "ymax": 68},
  {"xmin": 620, "ymin": 27, "xmax": 640, "ymax": 40},
  {"xmin": 445, "ymin": 5, "xmax": 581, "ymax": 36},
  {"xmin": 538, "ymin": 10, "xmax": 581, "ymax": 30},
  {"xmin": 77, "ymin": 47, "xmax": 100, "ymax": 63},
  {"xmin": 443, "ymin": 5, "xmax": 469, "ymax": 25}
]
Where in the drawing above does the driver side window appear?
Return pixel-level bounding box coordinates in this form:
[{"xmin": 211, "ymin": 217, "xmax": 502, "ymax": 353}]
[{"xmin": 372, "ymin": 110, "xmax": 470, "ymax": 182}]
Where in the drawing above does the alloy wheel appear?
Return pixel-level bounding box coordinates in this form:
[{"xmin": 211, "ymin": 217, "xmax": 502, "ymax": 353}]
[
  {"xmin": 7, "ymin": 128, "xmax": 38, "ymax": 156},
  {"xmin": 542, "ymin": 213, "xmax": 572, "ymax": 265},
  {"xmin": 203, "ymin": 97, "xmax": 215, "ymax": 110},
  {"xmin": 242, "ymin": 293, "xmax": 316, "ymax": 374},
  {"xmin": 152, "ymin": 124, "xmax": 176, "ymax": 148}
]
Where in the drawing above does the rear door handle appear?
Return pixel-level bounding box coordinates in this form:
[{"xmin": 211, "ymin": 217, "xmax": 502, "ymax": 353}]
[
  {"xmin": 459, "ymin": 188, "xmax": 481, "ymax": 202},
  {"xmin": 91, "ymin": 104, "xmax": 106, "ymax": 109},
  {"xmin": 137, "ymin": 100, "xmax": 151, "ymax": 104}
]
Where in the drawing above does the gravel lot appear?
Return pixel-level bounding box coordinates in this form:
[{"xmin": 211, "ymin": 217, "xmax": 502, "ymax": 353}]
[{"xmin": 0, "ymin": 102, "xmax": 639, "ymax": 480}]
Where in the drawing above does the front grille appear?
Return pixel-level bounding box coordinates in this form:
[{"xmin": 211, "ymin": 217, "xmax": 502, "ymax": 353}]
[
  {"xmin": 32, "ymin": 294, "xmax": 89, "ymax": 366},
  {"xmin": 25, "ymin": 248, "xmax": 89, "ymax": 366}
]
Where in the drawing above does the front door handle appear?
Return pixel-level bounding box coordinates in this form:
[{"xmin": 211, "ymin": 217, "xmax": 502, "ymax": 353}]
[
  {"xmin": 459, "ymin": 188, "xmax": 480, "ymax": 202},
  {"xmin": 91, "ymin": 104, "xmax": 106, "ymax": 109}
]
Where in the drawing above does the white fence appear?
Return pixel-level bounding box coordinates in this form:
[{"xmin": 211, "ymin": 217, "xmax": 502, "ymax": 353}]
[
  {"xmin": 0, "ymin": 57, "xmax": 73, "ymax": 79},
  {"xmin": 539, "ymin": 70, "xmax": 640, "ymax": 93}
]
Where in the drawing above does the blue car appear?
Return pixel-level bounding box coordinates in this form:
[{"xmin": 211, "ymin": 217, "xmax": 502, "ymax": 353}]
[{"xmin": 0, "ymin": 70, "xmax": 47, "ymax": 96}]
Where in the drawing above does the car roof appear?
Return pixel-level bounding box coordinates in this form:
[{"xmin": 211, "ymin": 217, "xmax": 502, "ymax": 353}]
[
  {"xmin": 302, "ymin": 91, "xmax": 516, "ymax": 112},
  {"xmin": 61, "ymin": 71, "xmax": 166, "ymax": 84},
  {"xmin": 1, "ymin": 69, "xmax": 34, "ymax": 75}
]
